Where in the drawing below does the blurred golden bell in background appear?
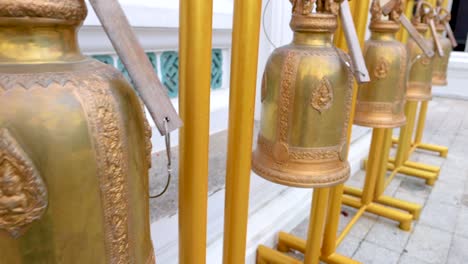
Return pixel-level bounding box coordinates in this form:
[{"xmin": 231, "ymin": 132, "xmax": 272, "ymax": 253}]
[
  {"xmin": 252, "ymin": 0, "xmax": 354, "ymax": 188},
  {"xmin": 432, "ymin": 7, "xmax": 455, "ymax": 86},
  {"xmin": 354, "ymin": 0, "xmax": 407, "ymax": 128},
  {"xmin": 0, "ymin": 0, "xmax": 155, "ymax": 263},
  {"xmin": 406, "ymin": 1, "xmax": 435, "ymax": 102}
]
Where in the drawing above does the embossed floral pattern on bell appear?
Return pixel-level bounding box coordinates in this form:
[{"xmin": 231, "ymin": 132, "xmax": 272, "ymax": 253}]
[
  {"xmin": 354, "ymin": 0, "xmax": 407, "ymax": 128},
  {"xmin": 252, "ymin": 0, "xmax": 353, "ymax": 188},
  {"xmin": 0, "ymin": 129, "xmax": 47, "ymax": 238},
  {"xmin": 310, "ymin": 77, "xmax": 334, "ymax": 113}
]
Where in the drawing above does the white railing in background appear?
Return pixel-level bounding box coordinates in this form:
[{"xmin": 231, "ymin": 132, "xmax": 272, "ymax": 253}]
[{"xmin": 80, "ymin": 0, "xmax": 233, "ymax": 152}]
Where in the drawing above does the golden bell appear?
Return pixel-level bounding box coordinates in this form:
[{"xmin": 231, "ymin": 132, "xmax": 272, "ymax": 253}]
[
  {"xmin": 406, "ymin": 2, "xmax": 435, "ymax": 101},
  {"xmin": 354, "ymin": 0, "xmax": 407, "ymax": 128},
  {"xmin": 252, "ymin": 0, "xmax": 353, "ymax": 188},
  {"xmin": 0, "ymin": 1, "xmax": 155, "ymax": 263},
  {"xmin": 432, "ymin": 7, "xmax": 453, "ymax": 86}
]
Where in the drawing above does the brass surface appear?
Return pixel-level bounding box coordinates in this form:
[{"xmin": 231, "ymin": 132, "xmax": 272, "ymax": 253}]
[
  {"xmin": 0, "ymin": 0, "xmax": 87, "ymax": 22},
  {"xmin": 406, "ymin": 3, "xmax": 435, "ymax": 101},
  {"xmin": 432, "ymin": 9, "xmax": 453, "ymax": 86},
  {"xmin": 0, "ymin": 2, "xmax": 154, "ymax": 263},
  {"xmin": 252, "ymin": 2, "xmax": 353, "ymax": 188},
  {"xmin": 354, "ymin": 0, "xmax": 407, "ymax": 128}
]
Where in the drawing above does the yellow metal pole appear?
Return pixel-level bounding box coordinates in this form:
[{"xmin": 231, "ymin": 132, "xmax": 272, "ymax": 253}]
[
  {"xmin": 362, "ymin": 128, "xmax": 385, "ymax": 204},
  {"xmin": 304, "ymin": 188, "xmax": 331, "ymax": 264},
  {"xmin": 443, "ymin": 0, "xmax": 449, "ymax": 8},
  {"xmin": 178, "ymin": 0, "xmax": 213, "ymax": 262},
  {"xmin": 395, "ymin": 102, "xmax": 418, "ymax": 167},
  {"xmin": 374, "ymin": 128, "xmax": 394, "ymax": 197},
  {"xmin": 321, "ymin": 0, "xmax": 370, "ymax": 258},
  {"xmin": 414, "ymin": 101, "xmax": 429, "ymax": 144},
  {"xmin": 222, "ymin": 0, "xmax": 262, "ymax": 263},
  {"xmin": 321, "ymin": 184, "xmax": 344, "ymax": 257},
  {"xmin": 257, "ymin": 245, "xmax": 303, "ymax": 264}
]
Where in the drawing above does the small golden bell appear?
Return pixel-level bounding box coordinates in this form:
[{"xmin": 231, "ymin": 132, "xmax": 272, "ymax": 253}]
[
  {"xmin": 406, "ymin": 1, "xmax": 436, "ymax": 101},
  {"xmin": 432, "ymin": 6, "xmax": 454, "ymax": 86},
  {"xmin": 252, "ymin": 0, "xmax": 354, "ymax": 188},
  {"xmin": 354, "ymin": 0, "xmax": 407, "ymax": 128}
]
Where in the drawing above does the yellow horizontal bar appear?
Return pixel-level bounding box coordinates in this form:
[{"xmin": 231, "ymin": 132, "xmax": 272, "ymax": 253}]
[
  {"xmin": 366, "ymin": 203, "xmax": 412, "ymax": 231},
  {"xmin": 376, "ymin": 196, "xmax": 422, "ymax": 220},
  {"xmin": 343, "ymin": 186, "xmax": 421, "ymax": 219},
  {"xmin": 399, "ymin": 166, "xmax": 437, "ymax": 181},
  {"xmin": 277, "ymin": 232, "xmax": 305, "ymax": 254},
  {"xmin": 416, "ymin": 143, "xmax": 449, "ymax": 157},
  {"xmin": 277, "ymin": 233, "xmax": 361, "ymax": 264},
  {"xmin": 323, "ymin": 253, "xmax": 362, "ymax": 264},
  {"xmin": 387, "ymin": 158, "xmax": 441, "ymax": 173},
  {"xmin": 342, "ymin": 195, "xmax": 412, "ymax": 231},
  {"xmin": 343, "ymin": 186, "xmax": 362, "ymax": 198},
  {"xmin": 342, "ymin": 194, "xmax": 363, "ymax": 209},
  {"xmin": 257, "ymin": 245, "xmax": 302, "ymax": 264}
]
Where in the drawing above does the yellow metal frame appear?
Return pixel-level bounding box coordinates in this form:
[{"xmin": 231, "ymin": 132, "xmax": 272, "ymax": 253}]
[
  {"xmin": 178, "ymin": 0, "xmax": 213, "ymax": 263},
  {"xmin": 222, "ymin": 0, "xmax": 263, "ymax": 263}
]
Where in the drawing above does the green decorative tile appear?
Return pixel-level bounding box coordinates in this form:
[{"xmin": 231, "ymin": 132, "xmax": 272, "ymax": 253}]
[
  {"xmin": 117, "ymin": 57, "xmax": 132, "ymax": 83},
  {"xmin": 211, "ymin": 49, "xmax": 223, "ymax": 89},
  {"xmin": 92, "ymin": 55, "xmax": 114, "ymax": 66},
  {"xmin": 160, "ymin": 51, "xmax": 179, "ymax": 98},
  {"xmin": 118, "ymin": 52, "xmax": 158, "ymax": 86}
]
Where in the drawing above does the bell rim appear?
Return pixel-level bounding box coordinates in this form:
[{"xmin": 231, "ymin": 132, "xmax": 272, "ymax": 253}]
[
  {"xmin": 251, "ymin": 149, "xmax": 350, "ymax": 188},
  {"xmin": 353, "ymin": 116, "xmax": 407, "ymax": 129},
  {"xmin": 431, "ymin": 79, "xmax": 448, "ymax": 86}
]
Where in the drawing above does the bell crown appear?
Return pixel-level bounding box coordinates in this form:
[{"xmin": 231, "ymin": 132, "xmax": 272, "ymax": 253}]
[{"xmin": 0, "ymin": 0, "xmax": 87, "ymax": 22}]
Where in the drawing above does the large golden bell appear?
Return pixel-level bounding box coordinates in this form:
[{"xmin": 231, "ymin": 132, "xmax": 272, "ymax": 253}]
[
  {"xmin": 406, "ymin": 3, "xmax": 435, "ymax": 101},
  {"xmin": 354, "ymin": 0, "xmax": 407, "ymax": 128},
  {"xmin": 252, "ymin": 1, "xmax": 353, "ymax": 188},
  {"xmin": 432, "ymin": 10, "xmax": 453, "ymax": 86},
  {"xmin": 0, "ymin": 1, "xmax": 155, "ymax": 263}
]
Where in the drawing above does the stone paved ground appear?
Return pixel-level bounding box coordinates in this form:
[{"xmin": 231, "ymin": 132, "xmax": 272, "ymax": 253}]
[{"xmin": 289, "ymin": 97, "xmax": 468, "ymax": 264}]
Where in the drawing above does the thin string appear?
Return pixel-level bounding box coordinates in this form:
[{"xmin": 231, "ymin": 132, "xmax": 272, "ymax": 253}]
[
  {"xmin": 150, "ymin": 117, "xmax": 172, "ymax": 199},
  {"xmin": 263, "ymin": 0, "xmax": 278, "ymax": 49}
]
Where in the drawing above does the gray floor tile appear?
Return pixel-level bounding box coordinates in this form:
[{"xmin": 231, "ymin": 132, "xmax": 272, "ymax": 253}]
[
  {"xmin": 404, "ymin": 224, "xmax": 452, "ymax": 264},
  {"xmin": 419, "ymin": 200, "xmax": 459, "ymax": 233},
  {"xmin": 455, "ymin": 207, "xmax": 468, "ymax": 239},
  {"xmin": 336, "ymin": 235, "xmax": 361, "ymax": 258},
  {"xmin": 398, "ymin": 176, "xmax": 432, "ymax": 199},
  {"xmin": 428, "ymin": 181, "xmax": 465, "ymax": 207},
  {"xmin": 352, "ymin": 241, "xmax": 400, "ymax": 264},
  {"xmin": 398, "ymin": 254, "xmax": 431, "ymax": 264},
  {"xmin": 365, "ymin": 217, "xmax": 411, "ymax": 252},
  {"xmin": 447, "ymin": 235, "xmax": 468, "ymax": 264}
]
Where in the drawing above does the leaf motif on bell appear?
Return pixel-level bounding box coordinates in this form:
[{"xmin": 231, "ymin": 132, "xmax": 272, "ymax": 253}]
[
  {"xmin": 374, "ymin": 57, "xmax": 389, "ymax": 79},
  {"xmin": 0, "ymin": 129, "xmax": 48, "ymax": 238},
  {"xmin": 310, "ymin": 77, "xmax": 334, "ymax": 113},
  {"xmin": 421, "ymin": 56, "xmax": 431, "ymax": 66}
]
